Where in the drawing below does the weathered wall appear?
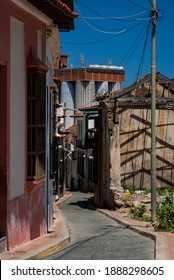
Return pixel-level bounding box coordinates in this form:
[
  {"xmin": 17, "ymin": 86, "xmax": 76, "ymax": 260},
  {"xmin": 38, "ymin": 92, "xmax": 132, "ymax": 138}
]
[
  {"xmin": 94, "ymin": 83, "xmax": 174, "ymax": 210},
  {"xmin": 120, "ymin": 84, "xmax": 174, "ymax": 188},
  {"xmin": 94, "ymin": 100, "xmax": 117, "ymax": 209},
  {"xmin": 120, "ymin": 108, "xmax": 174, "ymax": 188}
]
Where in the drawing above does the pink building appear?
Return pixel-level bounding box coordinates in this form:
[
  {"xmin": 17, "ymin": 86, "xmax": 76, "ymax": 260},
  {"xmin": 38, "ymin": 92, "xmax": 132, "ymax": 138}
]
[{"xmin": 0, "ymin": 0, "xmax": 77, "ymax": 251}]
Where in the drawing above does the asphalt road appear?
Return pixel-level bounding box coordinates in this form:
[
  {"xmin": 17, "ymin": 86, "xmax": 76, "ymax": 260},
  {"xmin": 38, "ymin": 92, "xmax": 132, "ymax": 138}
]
[{"xmin": 46, "ymin": 191, "xmax": 154, "ymax": 260}]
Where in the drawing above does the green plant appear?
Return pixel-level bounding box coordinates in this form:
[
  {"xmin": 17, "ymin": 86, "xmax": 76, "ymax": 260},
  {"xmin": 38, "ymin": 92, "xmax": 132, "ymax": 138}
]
[
  {"xmin": 155, "ymin": 192, "xmax": 174, "ymax": 233},
  {"xmin": 157, "ymin": 185, "xmax": 174, "ymax": 196},
  {"xmin": 141, "ymin": 187, "xmax": 150, "ymax": 195},
  {"xmin": 131, "ymin": 204, "xmax": 146, "ymax": 218},
  {"xmin": 123, "ymin": 184, "xmax": 137, "ymax": 194}
]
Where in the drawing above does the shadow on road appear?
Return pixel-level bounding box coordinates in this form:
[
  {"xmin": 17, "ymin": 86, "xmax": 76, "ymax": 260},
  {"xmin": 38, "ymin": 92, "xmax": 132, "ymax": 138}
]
[{"xmin": 68, "ymin": 198, "xmax": 95, "ymax": 210}]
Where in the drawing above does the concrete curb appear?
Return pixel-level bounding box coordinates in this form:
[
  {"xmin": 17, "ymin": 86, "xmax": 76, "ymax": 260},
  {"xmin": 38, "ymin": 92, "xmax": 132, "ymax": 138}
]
[
  {"xmin": 0, "ymin": 193, "xmax": 170, "ymax": 260},
  {"xmin": 26, "ymin": 211, "xmax": 70, "ymax": 260},
  {"xmin": 88, "ymin": 202, "xmax": 167, "ymax": 260},
  {"xmin": 55, "ymin": 193, "xmax": 73, "ymax": 207},
  {"xmin": 96, "ymin": 209, "xmax": 166, "ymax": 260}
]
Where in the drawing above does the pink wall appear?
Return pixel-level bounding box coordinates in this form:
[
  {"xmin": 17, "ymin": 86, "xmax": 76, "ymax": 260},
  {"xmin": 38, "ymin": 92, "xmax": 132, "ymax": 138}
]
[
  {"xmin": 0, "ymin": 0, "xmax": 47, "ymax": 250},
  {"xmin": 8, "ymin": 183, "xmax": 46, "ymax": 249}
]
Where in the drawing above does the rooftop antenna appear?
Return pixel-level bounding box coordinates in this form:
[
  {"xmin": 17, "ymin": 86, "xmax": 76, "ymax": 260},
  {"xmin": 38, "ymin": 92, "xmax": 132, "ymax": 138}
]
[
  {"xmin": 108, "ymin": 58, "xmax": 112, "ymax": 66},
  {"xmin": 80, "ymin": 53, "xmax": 84, "ymax": 67}
]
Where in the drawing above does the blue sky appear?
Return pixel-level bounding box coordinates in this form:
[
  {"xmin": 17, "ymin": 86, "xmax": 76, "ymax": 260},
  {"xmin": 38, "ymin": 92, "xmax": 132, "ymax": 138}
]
[{"xmin": 60, "ymin": 0, "xmax": 174, "ymax": 86}]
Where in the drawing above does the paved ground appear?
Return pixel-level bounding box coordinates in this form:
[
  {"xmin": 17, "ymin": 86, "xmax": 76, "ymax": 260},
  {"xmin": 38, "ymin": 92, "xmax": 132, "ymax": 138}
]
[
  {"xmin": 0, "ymin": 191, "xmax": 174, "ymax": 260},
  {"xmin": 45, "ymin": 192, "xmax": 154, "ymax": 260}
]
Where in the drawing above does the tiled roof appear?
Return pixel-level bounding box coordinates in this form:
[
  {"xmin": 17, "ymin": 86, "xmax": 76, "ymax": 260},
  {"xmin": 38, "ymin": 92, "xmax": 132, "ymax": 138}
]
[
  {"xmin": 79, "ymin": 105, "xmax": 99, "ymax": 111},
  {"xmin": 69, "ymin": 113, "xmax": 83, "ymax": 118},
  {"xmin": 52, "ymin": 0, "xmax": 78, "ymax": 18},
  {"xmin": 27, "ymin": 0, "xmax": 79, "ymax": 30}
]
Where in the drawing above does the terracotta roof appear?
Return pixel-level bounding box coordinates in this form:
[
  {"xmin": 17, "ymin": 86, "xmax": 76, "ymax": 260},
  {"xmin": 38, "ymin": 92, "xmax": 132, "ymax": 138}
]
[
  {"xmin": 79, "ymin": 105, "xmax": 99, "ymax": 111},
  {"xmin": 52, "ymin": 0, "xmax": 78, "ymax": 18},
  {"xmin": 27, "ymin": 0, "xmax": 79, "ymax": 30},
  {"xmin": 69, "ymin": 113, "xmax": 83, "ymax": 118}
]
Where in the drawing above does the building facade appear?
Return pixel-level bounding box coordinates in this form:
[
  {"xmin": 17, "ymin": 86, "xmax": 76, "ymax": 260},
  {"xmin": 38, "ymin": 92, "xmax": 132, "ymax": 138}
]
[
  {"xmin": 54, "ymin": 57, "xmax": 125, "ymax": 130},
  {"xmin": 93, "ymin": 73, "xmax": 174, "ymax": 209},
  {"xmin": 0, "ymin": 0, "xmax": 77, "ymax": 251}
]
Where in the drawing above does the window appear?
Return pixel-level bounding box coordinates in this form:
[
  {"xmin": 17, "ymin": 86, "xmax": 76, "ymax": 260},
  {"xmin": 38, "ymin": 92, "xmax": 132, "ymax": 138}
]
[{"xmin": 27, "ymin": 48, "xmax": 48, "ymax": 181}]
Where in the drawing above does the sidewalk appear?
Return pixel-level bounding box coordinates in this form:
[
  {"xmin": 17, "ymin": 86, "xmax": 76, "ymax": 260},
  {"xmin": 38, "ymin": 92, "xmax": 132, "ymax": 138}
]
[
  {"xmin": 0, "ymin": 192, "xmax": 174, "ymax": 260},
  {"xmin": 0, "ymin": 193, "xmax": 72, "ymax": 260},
  {"xmin": 96, "ymin": 208, "xmax": 174, "ymax": 260}
]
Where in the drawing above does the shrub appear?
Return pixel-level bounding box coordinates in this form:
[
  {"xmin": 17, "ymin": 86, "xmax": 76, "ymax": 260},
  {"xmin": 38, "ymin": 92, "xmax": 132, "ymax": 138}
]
[
  {"xmin": 157, "ymin": 185, "xmax": 174, "ymax": 196},
  {"xmin": 123, "ymin": 184, "xmax": 137, "ymax": 194},
  {"xmin": 155, "ymin": 192, "xmax": 174, "ymax": 233},
  {"xmin": 131, "ymin": 204, "xmax": 146, "ymax": 218}
]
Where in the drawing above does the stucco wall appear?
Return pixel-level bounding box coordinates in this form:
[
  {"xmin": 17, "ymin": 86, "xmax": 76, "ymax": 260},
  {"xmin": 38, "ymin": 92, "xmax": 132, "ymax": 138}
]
[
  {"xmin": 0, "ymin": 0, "xmax": 10, "ymax": 236},
  {"xmin": 10, "ymin": 16, "xmax": 25, "ymax": 199},
  {"xmin": 0, "ymin": 0, "xmax": 48, "ymax": 249}
]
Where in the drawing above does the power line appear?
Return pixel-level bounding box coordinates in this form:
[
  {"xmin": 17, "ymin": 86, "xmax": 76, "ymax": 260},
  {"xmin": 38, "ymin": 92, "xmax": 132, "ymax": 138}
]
[
  {"xmin": 61, "ymin": 33, "xmax": 126, "ymax": 45},
  {"xmin": 75, "ymin": 0, "xmax": 151, "ymax": 21},
  {"xmin": 75, "ymin": 3, "xmax": 150, "ymax": 35},
  {"xmin": 81, "ymin": 13, "xmax": 148, "ymax": 20},
  {"xmin": 128, "ymin": 0, "xmax": 151, "ymax": 11},
  {"xmin": 61, "ymin": 0, "xmax": 162, "ymax": 79},
  {"xmin": 118, "ymin": 20, "xmax": 150, "ymax": 67},
  {"xmin": 136, "ymin": 19, "xmax": 151, "ymax": 80}
]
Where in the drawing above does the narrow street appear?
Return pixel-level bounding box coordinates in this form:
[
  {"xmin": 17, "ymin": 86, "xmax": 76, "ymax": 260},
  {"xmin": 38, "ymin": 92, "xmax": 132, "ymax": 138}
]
[{"xmin": 45, "ymin": 191, "xmax": 154, "ymax": 260}]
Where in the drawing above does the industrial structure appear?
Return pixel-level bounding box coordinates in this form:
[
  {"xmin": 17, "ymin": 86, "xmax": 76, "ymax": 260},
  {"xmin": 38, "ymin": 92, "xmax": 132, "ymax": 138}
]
[
  {"xmin": 52, "ymin": 56, "xmax": 125, "ymax": 193},
  {"xmin": 54, "ymin": 55, "xmax": 125, "ymax": 130}
]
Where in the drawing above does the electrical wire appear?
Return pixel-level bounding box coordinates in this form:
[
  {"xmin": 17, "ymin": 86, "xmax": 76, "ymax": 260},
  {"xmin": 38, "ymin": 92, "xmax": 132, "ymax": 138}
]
[
  {"xmin": 75, "ymin": 3, "xmax": 150, "ymax": 35},
  {"xmin": 61, "ymin": 33, "xmax": 127, "ymax": 46},
  {"xmin": 75, "ymin": 0, "xmax": 149, "ymax": 21},
  {"xmin": 118, "ymin": 20, "xmax": 150, "ymax": 67},
  {"xmin": 136, "ymin": 19, "xmax": 151, "ymax": 80},
  {"xmin": 128, "ymin": 0, "xmax": 151, "ymax": 11},
  {"xmin": 61, "ymin": 0, "xmax": 162, "ymax": 77},
  {"xmin": 81, "ymin": 14, "xmax": 148, "ymax": 20},
  {"xmin": 147, "ymin": 0, "xmax": 153, "ymax": 5},
  {"xmin": 156, "ymin": 9, "xmax": 164, "ymax": 27},
  {"xmin": 61, "ymin": 10, "xmax": 153, "ymax": 46}
]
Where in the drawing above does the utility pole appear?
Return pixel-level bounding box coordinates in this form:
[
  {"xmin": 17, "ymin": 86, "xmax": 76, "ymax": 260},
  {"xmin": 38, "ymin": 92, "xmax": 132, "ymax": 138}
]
[{"xmin": 151, "ymin": 0, "xmax": 157, "ymax": 221}]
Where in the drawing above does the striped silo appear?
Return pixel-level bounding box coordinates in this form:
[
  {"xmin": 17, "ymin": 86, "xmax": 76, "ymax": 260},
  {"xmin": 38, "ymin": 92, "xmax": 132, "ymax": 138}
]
[
  {"xmin": 108, "ymin": 81, "xmax": 121, "ymax": 93},
  {"xmin": 75, "ymin": 80, "xmax": 83, "ymax": 111},
  {"xmin": 60, "ymin": 81, "xmax": 75, "ymax": 129},
  {"xmin": 95, "ymin": 81, "xmax": 108, "ymax": 96},
  {"xmin": 75, "ymin": 80, "xmax": 95, "ymax": 111}
]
